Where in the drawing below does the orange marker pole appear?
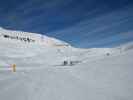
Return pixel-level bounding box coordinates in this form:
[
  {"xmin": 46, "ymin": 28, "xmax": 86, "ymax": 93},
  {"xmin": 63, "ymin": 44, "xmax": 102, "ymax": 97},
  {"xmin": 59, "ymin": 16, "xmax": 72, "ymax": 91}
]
[{"xmin": 12, "ymin": 64, "xmax": 16, "ymax": 72}]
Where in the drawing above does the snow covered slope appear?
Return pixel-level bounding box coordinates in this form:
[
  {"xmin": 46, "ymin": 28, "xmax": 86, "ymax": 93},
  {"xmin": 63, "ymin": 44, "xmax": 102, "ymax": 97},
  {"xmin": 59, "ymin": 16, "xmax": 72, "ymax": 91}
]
[
  {"xmin": 0, "ymin": 27, "xmax": 133, "ymax": 100},
  {"xmin": 0, "ymin": 27, "xmax": 69, "ymax": 46}
]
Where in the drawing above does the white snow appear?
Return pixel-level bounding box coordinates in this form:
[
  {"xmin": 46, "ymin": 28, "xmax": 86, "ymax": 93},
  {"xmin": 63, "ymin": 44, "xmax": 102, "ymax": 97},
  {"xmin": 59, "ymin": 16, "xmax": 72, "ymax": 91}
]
[{"xmin": 0, "ymin": 27, "xmax": 133, "ymax": 100}]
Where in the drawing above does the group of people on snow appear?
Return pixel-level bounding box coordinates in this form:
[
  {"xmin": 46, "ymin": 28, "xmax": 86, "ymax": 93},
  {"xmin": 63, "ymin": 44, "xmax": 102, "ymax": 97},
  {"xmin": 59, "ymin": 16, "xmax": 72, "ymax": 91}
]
[
  {"xmin": 2, "ymin": 34, "xmax": 35, "ymax": 43},
  {"xmin": 63, "ymin": 60, "xmax": 74, "ymax": 66}
]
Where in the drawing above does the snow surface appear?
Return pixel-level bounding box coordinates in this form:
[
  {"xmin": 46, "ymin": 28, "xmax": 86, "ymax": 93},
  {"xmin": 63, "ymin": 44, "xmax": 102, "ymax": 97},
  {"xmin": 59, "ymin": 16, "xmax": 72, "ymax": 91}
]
[{"xmin": 0, "ymin": 27, "xmax": 133, "ymax": 100}]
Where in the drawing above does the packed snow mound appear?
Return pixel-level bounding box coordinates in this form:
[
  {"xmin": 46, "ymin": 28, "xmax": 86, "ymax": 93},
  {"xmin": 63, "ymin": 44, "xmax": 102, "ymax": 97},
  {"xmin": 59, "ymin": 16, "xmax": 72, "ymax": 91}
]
[{"xmin": 0, "ymin": 27, "xmax": 133, "ymax": 100}]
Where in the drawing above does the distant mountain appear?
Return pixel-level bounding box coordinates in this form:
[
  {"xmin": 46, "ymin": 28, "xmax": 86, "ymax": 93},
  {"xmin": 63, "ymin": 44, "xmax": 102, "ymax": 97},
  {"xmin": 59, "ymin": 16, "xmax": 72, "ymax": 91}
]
[{"xmin": 0, "ymin": 27, "xmax": 70, "ymax": 47}]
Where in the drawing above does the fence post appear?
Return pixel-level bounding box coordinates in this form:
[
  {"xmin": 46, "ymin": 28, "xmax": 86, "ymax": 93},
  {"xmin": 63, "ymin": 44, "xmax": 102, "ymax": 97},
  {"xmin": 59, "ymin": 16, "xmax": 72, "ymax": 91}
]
[{"xmin": 12, "ymin": 64, "xmax": 16, "ymax": 72}]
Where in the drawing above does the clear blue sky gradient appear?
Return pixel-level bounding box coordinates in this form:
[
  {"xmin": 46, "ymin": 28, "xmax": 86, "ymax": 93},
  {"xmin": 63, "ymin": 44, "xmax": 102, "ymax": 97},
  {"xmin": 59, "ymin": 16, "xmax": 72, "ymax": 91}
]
[{"xmin": 0, "ymin": 0, "xmax": 133, "ymax": 48}]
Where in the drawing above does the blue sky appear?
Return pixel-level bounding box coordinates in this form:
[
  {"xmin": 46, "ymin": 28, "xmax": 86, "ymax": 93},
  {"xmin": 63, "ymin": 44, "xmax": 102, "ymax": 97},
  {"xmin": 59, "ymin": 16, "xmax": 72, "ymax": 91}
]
[{"xmin": 0, "ymin": 0, "xmax": 133, "ymax": 48}]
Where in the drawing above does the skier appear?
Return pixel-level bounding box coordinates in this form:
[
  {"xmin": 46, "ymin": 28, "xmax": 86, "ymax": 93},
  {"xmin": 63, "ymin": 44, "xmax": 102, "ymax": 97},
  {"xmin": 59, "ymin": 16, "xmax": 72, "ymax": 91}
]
[{"xmin": 63, "ymin": 60, "xmax": 67, "ymax": 66}]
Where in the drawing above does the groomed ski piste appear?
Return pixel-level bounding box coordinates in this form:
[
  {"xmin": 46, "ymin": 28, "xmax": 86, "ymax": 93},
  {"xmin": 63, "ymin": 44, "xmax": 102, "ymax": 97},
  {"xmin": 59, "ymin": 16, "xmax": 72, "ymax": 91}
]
[{"xmin": 0, "ymin": 27, "xmax": 133, "ymax": 100}]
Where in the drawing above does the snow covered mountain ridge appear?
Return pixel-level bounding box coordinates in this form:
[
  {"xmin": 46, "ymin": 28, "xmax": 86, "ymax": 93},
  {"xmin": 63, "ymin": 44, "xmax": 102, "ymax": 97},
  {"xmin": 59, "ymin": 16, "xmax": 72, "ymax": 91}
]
[
  {"xmin": 0, "ymin": 27, "xmax": 133, "ymax": 59},
  {"xmin": 0, "ymin": 27, "xmax": 70, "ymax": 47}
]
